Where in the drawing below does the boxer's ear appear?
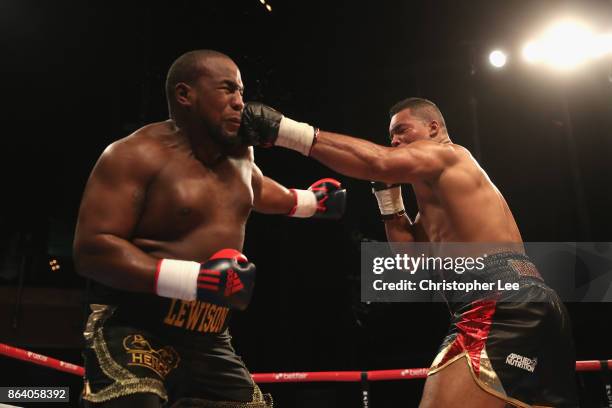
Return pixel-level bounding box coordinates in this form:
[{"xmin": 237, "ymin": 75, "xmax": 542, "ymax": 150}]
[
  {"xmin": 428, "ymin": 120, "xmax": 440, "ymax": 138},
  {"xmin": 175, "ymin": 82, "xmax": 193, "ymax": 108}
]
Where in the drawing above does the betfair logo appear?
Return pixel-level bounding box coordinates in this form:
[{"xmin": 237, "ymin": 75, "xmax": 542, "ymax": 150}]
[
  {"xmin": 122, "ymin": 334, "xmax": 180, "ymax": 377},
  {"xmin": 224, "ymin": 270, "xmax": 244, "ymax": 296},
  {"xmin": 163, "ymin": 299, "xmax": 229, "ymax": 333}
]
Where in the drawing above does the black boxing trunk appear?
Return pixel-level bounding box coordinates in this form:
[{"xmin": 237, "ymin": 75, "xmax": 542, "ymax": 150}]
[
  {"xmin": 437, "ymin": 252, "xmax": 544, "ymax": 308},
  {"xmin": 429, "ymin": 253, "xmax": 578, "ymax": 407},
  {"xmin": 87, "ymin": 282, "xmax": 232, "ymax": 335},
  {"xmin": 82, "ymin": 283, "xmax": 271, "ymax": 406}
]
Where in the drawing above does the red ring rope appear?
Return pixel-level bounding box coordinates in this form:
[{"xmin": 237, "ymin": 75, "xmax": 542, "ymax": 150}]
[
  {"xmin": 1, "ymin": 343, "xmax": 609, "ymax": 383},
  {"xmin": 0, "ymin": 343, "xmax": 84, "ymax": 376}
]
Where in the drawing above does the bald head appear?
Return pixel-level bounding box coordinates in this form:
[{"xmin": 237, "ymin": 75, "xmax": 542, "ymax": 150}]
[{"xmin": 165, "ymin": 50, "xmax": 235, "ymax": 115}]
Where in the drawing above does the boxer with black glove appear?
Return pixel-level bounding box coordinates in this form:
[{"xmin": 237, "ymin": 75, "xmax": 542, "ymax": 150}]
[
  {"xmin": 239, "ymin": 102, "xmax": 317, "ymax": 156},
  {"xmin": 240, "ymin": 97, "xmax": 579, "ymax": 408}
]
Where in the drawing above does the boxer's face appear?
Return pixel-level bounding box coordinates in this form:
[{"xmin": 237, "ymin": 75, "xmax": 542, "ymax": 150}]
[
  {"xmin": 389, "ymin": 108, "xmax": 434, "ymax": 147},
  {"xmin": 190, "ymin": 57, "xmax": 245, "ymax": 146}
]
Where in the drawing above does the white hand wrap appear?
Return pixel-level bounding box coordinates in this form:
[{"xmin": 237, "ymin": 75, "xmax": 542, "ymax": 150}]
[
  {"xmin": 288, "ymin": 189, "xmax": 318, "ymax": 218},
  {"xmin": 155, "ymin": 259, "xmax": 200, "ymax": 301},
  {"xmin": 374, "ymin": 185, "xmax": 405, "ymax": 216},
  {"xmin": 277, "ymin": 116, "xmax": 316, "ymax": 156}
]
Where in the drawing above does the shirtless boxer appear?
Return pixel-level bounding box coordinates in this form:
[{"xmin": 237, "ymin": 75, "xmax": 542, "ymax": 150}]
[
  {"xmin": 238, "ymin": 98, "xmax": 578, "ymax": 407},
  {"xmin": 73, "ymin": 50, "xmax": 345, "ymax": 408}
]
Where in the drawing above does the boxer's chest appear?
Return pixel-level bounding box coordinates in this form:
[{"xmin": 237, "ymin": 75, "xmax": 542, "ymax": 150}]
[{"xmin": 138, "ymin": 156, "xmax": 254, "ymax": 236}]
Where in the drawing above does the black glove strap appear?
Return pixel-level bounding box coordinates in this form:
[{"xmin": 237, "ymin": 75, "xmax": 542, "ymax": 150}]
[
  {"xmin": 371, "ymin": 181, "xmax": 401, "ymax": 193},
  {"xmin": 308, "ymin": 127, "xmax": 320, "ymax": 156},
  {"xmin": 381, "ymin": 209, "xmax": 406, "ymax": 221}
]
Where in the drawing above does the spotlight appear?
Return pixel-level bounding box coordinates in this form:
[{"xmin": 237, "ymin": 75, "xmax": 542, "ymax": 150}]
[
  {"xmin": 588, "ymin": 33, "xmax": 612, "ymax": 58},
  {"xmin": 489, "ymin": 50, "xmax": 507, "ymax": 68},
  {"xmin": 523, "ymin": 19, "xmax": 596, "ymax": 70},
  {"xmin": 522, "ymin": 41, "xmax": 541, "ymax": 64},
  {"xmin": 542, "ymin": 20, "xmax": 593, "ymax": 70}
]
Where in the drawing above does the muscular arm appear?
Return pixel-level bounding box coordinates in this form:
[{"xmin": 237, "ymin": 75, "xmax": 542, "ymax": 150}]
[
  {"xmin": 251, "ymin": 163, "xmax": 295, "ymax": 214},
  {"xmin": 73, "ymin": 139, "xmax": 161, "ymax": 293},
  {"xmin": 310, "ymin": 131, "xmax": 447, "ymax": 184}
]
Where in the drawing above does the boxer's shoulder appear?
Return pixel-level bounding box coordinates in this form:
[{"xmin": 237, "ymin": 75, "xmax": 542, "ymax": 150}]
[
  {"xmin": 111, "ymin": 122, "xmax": 178, "ymax": 157},
  {"xmin": 126, "ymin": 121, "xmax": 180, "ymax": 154},
  {"xmin": 425, "ymin": 142, "xmax": 471, "ymax": 169},
  {"xmin": 447, "ymin": 143, "xmax": 472, "ymax": 158},
  {"xmin": 98, "ymin": 122, "xmax": 172, "ymax": 180},
  {"xmin": 404, "ymin": 140, "xmax": 461, "ymax": 169}
]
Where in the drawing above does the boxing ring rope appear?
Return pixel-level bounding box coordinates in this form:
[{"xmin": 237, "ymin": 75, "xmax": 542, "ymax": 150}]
[
  {"xmin": 1, "ymin": 343, "xmax": 84, "ymax": 377},
  {"xmin": 2, "ymin": 342, "xmax": 611, "ymax": 405}
]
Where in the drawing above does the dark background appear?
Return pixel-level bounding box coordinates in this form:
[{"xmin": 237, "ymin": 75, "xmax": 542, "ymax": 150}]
[{"xmin": 1, "ymin": 0, "xmax": 611, "ymax": 406}]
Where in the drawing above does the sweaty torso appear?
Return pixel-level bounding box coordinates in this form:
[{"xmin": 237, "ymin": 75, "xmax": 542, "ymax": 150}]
[
  {"xmin": 130, "ymin": 122, "xmax": 254, "ymax": 261},
  {"xmin": 89, "ymin": 122, "xmax": 257, "ymax": 385},
  {"xmin": 90, "ymin": 121, "xmax": 256, "ymax": 338},
  {"xmin": 414, "ymin": 144, "xmax": 522, "ymax": 244}
]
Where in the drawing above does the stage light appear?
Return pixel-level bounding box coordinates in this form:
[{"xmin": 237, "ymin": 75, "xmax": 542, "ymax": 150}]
[
  {"xmin": 522, "ymin": 41, "xmax": 541, "ymax": 64},
  {"xmin": 522, "ymin": 19, "xmax": 597, "ymax": 71},
  {"xmin": 543, "ymin": 20, "xmax": 593, "ymax": 70},
  {"xmin": 588, "ymin": 33, "xmax": 612, "ymax": 58},
  {"xmin": 489, "ymin": 50, "xmax": 507, "ymax": 68}
]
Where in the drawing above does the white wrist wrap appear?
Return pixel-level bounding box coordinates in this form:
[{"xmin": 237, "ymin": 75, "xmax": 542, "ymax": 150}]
[
  {"xmin": 374, "ymin": 186, "xmax": 405, "ymax": 215},
  {"xmin": 277, "ymin": 116, "xmax": 315, "ymax": 156},
  {"xmin": 289, "ymin": 189, "xmax": 318, "ymax": 218},
  {"xmin": 156, "ymin": 259, "xmax": 200, "ymax": 301}
]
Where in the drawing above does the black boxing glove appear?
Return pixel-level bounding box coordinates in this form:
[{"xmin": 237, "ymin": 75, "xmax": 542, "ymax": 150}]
[
  {"xmin": 288, "ymin": 178, "xmax": 346, "ymax": 220},
  {"xmin": 155, "ymin": 249, "xmax": 255, "ymax": 311},
  {"xmin": 240, "ymin": 102, "xmax": 317, "ymax": 156},
  {"xmin": 371, "ymin": 181, "xmax": 406, "ymax": 220}
]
